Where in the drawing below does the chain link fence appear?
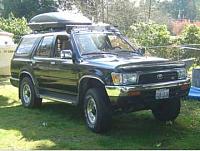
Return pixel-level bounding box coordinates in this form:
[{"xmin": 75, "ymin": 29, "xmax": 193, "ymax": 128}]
[{"xmin": 145, "ymin": 44, "xmax": 200, "ymax": 66}]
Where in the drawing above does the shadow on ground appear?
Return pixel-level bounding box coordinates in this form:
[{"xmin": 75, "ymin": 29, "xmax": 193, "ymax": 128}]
[
  {"xmin": 0, "ymin": 95, "xmax": 17, "ymax": 106},
  {"xmin": 0, "ymin": 76, "xmax": 11, "ymax": 86},
  {"xmin": 0, "ymin": 78, "xmax": 199, "ymax": 149},
  {"xmin": 0, "ymin": 100, "xmax": 198, "ymax": 150}
]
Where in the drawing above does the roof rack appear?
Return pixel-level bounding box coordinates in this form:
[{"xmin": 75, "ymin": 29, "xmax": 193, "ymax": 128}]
[
  {"xmin": 66, "ymin": 24, "xmax": 120, "ymax": 34},
  {"xmin": 28, "ymin": 12, "xmax": 120, "ymax": 34}
]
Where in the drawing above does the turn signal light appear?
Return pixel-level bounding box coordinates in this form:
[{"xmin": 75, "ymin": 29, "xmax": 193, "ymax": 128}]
[
  {"xmin": 128, "ymin": 91, "xmax": 141, "ymax": 96},
  {"xmin": 181, "ymin": 84, "xmax": 189, "ymax": 90}
]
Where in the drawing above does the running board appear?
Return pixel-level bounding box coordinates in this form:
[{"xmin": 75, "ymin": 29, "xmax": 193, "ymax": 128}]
[{"xmin": 40, "ymin": 91, "xmax": 78, "ymax": 105}]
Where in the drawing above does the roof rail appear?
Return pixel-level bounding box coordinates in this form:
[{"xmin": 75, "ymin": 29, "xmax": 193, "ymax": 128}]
[
  {"xmin": 31, "ymin": 28, "xmax": 65, "ymax": 34},
  {"xmin": 66, "ymin": 24, "xmax": 120, "ymax": 34}
]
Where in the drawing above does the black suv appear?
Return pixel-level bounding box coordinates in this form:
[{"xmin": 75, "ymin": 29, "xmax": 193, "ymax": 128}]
[{"xmin": 10, "ymin": 12, "xmax": 190, "ymax": 133}]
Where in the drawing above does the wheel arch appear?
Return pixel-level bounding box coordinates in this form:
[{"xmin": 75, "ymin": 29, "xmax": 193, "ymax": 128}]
[
  {"xmin": 19, "ymin": 71, "xmax": 39, "ymax": 99},
  {"xmin": 78, "ymin": 75, "xmax": 109, "ymax": 106}
]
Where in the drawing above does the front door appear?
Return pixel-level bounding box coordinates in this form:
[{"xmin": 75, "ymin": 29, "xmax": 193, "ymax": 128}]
[{"xmin": 48, "ymin": 35, "xmax": 79, "ymax": 95}]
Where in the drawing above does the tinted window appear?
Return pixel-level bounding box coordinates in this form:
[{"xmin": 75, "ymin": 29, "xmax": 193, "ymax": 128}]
[
  {"xmin": 35, "ymin": 36, "xmax": 54, "ymax": 57},
  {"xmin": 16, "ymin": 37, "xmax": 38, "ymax": 55},
  {"xmin": 76, "ymin": 33, "xmax": 133, "ymax": 54},
  {"xmin": 54, "ymin": 35, "xmax": 72, "ymax": 58}
]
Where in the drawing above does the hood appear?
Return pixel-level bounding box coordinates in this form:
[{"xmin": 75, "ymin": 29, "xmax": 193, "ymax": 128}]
[{"xmin": 81, "ymin": 54, "xmax": 185, "ymax": 71}]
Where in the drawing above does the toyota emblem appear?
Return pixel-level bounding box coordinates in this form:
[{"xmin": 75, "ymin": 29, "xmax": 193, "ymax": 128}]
[{"xmin": 157, "ymin": 74, "xmax": 163, "ymax": 80}]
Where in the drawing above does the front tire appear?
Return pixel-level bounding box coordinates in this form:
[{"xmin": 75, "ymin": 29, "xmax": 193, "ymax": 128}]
[
  {"xmin": 84, "ymin": 88, "xmax": 111, "ymax": 133},
  {"xmin": 152, "ymin": 98, "xmax": 181, "ymax": 121},
  {"xmin": 20, "ymin": 77, "xmax": 42, "ymax": 108}
]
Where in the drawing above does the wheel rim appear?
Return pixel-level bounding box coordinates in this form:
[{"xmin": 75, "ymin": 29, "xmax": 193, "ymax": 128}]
[
  {"xmin": 22, "ymin": 84, "xmax": 31, "ymax": 104},
  {"xmin": 86, "ymin": 96, "xmax": 97, "ymax": 125}
]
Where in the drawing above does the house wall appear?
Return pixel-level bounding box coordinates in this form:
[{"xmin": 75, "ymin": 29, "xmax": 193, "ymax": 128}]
[{"xmin": 0, "ymin": 34, "xmax": 16, "ymax": 76}]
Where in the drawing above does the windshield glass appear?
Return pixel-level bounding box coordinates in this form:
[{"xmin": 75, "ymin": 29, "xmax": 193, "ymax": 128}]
[{"xmin": 75, "ymin": 33, "xmax": 136, "ymax": 55}]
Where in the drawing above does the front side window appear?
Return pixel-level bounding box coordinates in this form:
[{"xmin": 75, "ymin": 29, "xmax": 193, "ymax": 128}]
[
  {"xmin": 16, "ymin": 37, "xmax": 38, "ymax": 55},
  {"xmin": 54, "ymin": 35, "xmax": 72, "ymax": 58},
  {"xmin": 35, "ymin": 36, "xmax": 54, "ymax": 57}
]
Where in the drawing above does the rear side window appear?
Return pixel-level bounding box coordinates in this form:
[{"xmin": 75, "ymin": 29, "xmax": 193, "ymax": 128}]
[
  {"xmin": 35, "ymin": 36, "xmax": 54, "ymax": 57},
  {"xmin": 16, "ymin": 37, "xmax": 38, "ymax": 55}
]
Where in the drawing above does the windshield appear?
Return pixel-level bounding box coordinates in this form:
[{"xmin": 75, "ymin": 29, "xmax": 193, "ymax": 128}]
[{"xmin": 75, "ymin": 33, "xmax": 136, "ymax": 55}]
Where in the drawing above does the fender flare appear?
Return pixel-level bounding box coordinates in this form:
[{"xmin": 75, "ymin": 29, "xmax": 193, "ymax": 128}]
[
  {"xmin": 19, "ymin": 71, "xmax": 40, "ymax": 98},
  {"xmin": 77, "ymin": 75, "xmax": 105, "ymax": 105}
]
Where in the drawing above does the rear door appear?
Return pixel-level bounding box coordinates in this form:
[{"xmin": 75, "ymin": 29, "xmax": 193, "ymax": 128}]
[{"xmin": 32, "ymin": 35, "xmax": 55, "ymax": 91}]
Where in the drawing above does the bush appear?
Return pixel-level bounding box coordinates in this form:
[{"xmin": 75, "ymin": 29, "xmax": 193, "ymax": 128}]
[
  {"xmin": 0, "ymin": 13, "xmax": 30, "ymax": 43},
  {"xmin": 180, "ymin": 25, "xmax": 200, "ymax": 44},
  {"xmin": 128, "ymin": 22, "xmax": 170, "ymax": 46},
  {"xmin": 127, "ymin": 22, "xmax": 176, "ymax": 59},
  {"xmin": 179, "ymin": 25, "xmax": 200, "ymax": 63}
]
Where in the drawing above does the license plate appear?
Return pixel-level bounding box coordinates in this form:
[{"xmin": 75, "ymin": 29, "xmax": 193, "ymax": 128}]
[{"xmin": 155, "ymin": 89, "xmax": 169, "ymax": 100}]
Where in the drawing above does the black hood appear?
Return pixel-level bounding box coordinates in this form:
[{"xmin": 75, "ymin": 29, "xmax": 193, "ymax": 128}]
[{"xmin": 81, "ymin": 54, "xmax": 185, "ymax": 71}]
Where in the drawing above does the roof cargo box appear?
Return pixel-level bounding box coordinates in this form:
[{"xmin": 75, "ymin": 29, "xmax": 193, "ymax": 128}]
[{"xmin": 29, "ymin": 12, "xmax": 92, "ymax": 31}]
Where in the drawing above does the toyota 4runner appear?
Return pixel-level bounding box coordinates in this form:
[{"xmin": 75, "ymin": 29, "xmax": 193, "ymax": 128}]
[{"xmin": 10, "ymin": 12, "xmax": 190, "ymax": 133}]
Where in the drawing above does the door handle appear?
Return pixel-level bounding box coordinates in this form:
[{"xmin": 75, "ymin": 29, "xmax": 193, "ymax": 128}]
[
  {"xmin": 30, "ymin": 60, "xmax": 36, "ymax": 66},
  {"xmin": 50, "ymin": 61, "xmax": 56, "ymax": 65},
  {"xmin": 32, "ymin": 60, "xmax": 36, "ymax": 64}
]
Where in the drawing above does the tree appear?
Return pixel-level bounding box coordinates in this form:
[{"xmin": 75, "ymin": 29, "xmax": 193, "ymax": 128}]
[
  {"xmin": 0, "ymin": 13, "xmax": 30, "ymax": 43},
  {"xmin": 194, "ymin": 0, "xmax": 200, "ymax": 20},
  {"xmin": 2, "ymin": 0, "xmax": 58, "ymax": 20},
  {"xmin": 127, "ymin": 22, "xmax": 174, "ymax": 58},
  {"xmin": 74, "ymin": 0, "xmax": 104, "ymax": 23},
  {"xmin": 106, "ymin": 0, "xmax": 138, "ymax": 32},
  {"xmin": 76, "ymin": 0, "xmax": 139, "ymax": 32},
  {"xmin": 57, "ymin": 0, "xmax": 74, "ymax": 11},
  {"xmin": 160, "ymin": 0, "xmax": 197, "ymax": 20}
]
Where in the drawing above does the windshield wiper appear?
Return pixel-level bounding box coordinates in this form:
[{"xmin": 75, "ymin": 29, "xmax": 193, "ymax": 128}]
[
  {"xmin": 108, "ymin": 49, "xmax": 140, "ymax": 55},
  {"xmin": 122, "ymin": 50, "xmax": 140, "ymax": 54},
  {"xmin": 82, "ymin": 52, "xmax": 118, "ymax": 56}
]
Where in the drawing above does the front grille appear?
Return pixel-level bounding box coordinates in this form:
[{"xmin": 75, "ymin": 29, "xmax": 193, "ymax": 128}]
[{"xmin": 138, "ymin": 71, "xmax": 178, "ymax": 84}]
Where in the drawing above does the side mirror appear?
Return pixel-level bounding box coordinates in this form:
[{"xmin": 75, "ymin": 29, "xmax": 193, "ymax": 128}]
[
  {"xmin": 139, "ymin": 47, "xmax": 146, "ymax": 55},
  {"xmin": 61, "ymin": 50, "xmax": 72, "ymax": 59}
]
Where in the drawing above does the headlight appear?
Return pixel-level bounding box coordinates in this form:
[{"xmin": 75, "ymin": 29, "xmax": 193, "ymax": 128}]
[
  {"xmin": 177, "ymin": 68, "xmax": 187, "ymax": 79},
  {"xmin": 122, "ymin": 73, "xmax": 137, "ymax": 84},
  {"xmin": 111, "ymin": 72, "xmax": 137, "ymax": 85}
]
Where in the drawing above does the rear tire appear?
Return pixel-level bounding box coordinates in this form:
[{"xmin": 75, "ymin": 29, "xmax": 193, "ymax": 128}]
[
  {"xmin": 84, "ymin": 88, "xmax": 112, "ymax": 133},
  {"xmin": 152, "ymin": 98, "xmax": 181, "ymax": 121},
  {"xmin": 20, "ymin": 77, "xmax": 42, "ymax": 108}
]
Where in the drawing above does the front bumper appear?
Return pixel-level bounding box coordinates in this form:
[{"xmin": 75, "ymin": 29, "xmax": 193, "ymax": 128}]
[{"xmin": 105, "ymin": 78, "xmax": 191, "ymax": 104}]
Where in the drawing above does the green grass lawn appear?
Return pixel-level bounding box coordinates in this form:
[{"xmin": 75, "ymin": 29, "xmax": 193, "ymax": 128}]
[{"xmin": 0, "ymin": 78, "xmax": 200, "ymax": 150}]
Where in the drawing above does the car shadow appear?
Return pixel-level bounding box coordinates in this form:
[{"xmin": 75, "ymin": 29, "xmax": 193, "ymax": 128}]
[
  {"xmin": 0, "ymin": 76, "xmax": 11, "ymax": 86},
  {"xmin": 0, "ymin": 95, "xmax": 17, "ymax": 106},
  {"xmin": 0, "ymin": 100, "xmax": 194, "ymax": 150}
]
